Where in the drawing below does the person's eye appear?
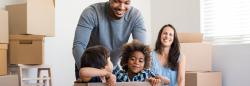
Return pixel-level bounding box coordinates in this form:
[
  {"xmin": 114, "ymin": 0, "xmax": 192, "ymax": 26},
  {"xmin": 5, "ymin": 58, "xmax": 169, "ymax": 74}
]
[
  {"xmin": 169, "ymin": 33, "xmax": 173, "ymax": 36},
  {"xmin": 125, "ymin": 1, "xmax": 130, "ymax": 5},
  {"xmin": 129, "ymin": 57, "xmax": 135, "ymax": 61},
  {"xmin": 139, "ymin": 59, "xmax": 144, "ymax": 63},
  {"xmin": 163, "ymin": 32, "xmax": 168, "ymax": 35}
]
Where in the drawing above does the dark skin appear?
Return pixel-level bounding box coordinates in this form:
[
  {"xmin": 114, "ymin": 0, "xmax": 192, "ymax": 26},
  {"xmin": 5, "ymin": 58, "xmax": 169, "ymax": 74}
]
[{"xmin": 108, "ymin": 0, "xmax": 131, "ymax": 19}]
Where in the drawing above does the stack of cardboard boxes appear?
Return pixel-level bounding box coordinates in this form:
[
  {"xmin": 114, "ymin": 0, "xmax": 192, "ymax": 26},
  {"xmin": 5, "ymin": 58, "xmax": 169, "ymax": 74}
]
[
  {"xmin": 0, "ymin": 0, "xmax": 54, "ymax": 86},
  {"xmin": 0, "ymin": 10, "xmax": 9, "ymax": 76},
  {"xmin": 6, "ymin": 0, "xmax": 54, "ymax": 65},
  {"xmin": 0, "ymin": 9, "xmax": 19, "ymax": 86},
  {"xmin": 178, "ymin": 33, "xmax": 222, "ymax": 86}
]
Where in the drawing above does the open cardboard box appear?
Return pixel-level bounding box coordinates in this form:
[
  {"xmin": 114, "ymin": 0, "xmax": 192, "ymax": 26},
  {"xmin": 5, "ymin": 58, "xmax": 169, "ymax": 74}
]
[{"xmin": 178, "ymin": 33, "xmax": 203, "ymax": 43}]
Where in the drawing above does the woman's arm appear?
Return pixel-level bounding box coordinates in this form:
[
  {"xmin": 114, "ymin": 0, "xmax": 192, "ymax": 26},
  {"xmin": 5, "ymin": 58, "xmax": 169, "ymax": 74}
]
[{"xmin": 178, "ymin": 55, "xmax": 186, "ymax": 86}]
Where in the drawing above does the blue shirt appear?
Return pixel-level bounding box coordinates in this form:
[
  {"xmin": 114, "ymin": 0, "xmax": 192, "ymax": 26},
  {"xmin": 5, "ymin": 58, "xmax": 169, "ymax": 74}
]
[
  {"xmin": 73, "ymin": 1, "xmax": 146, "ymax": 69},
  {"xmin": 151, "ymin": 51, "xmax": 181, "ymax": 86},
  {"xmin": 113, "ymin": 66, "xmax": 157, "ymax": 82}
]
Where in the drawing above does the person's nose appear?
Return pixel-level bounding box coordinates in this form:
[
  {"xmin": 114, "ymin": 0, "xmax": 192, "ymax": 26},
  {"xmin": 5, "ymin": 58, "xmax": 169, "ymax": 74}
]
[
  {"xmin": 118, "ymin": 3, "xmax": 125, "ymax": 10},
  {"xmin": 134, "ymin": 59, "xmax": 140, "ymax": 65},
  {"xmin": 165, "ymin": 34, "xmax": 171, "ymax": 39}
]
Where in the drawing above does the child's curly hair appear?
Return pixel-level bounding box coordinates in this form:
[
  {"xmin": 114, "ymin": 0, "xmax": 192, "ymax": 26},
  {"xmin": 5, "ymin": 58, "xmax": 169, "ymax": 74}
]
[{"xmin": 120, "ymin": 40, "xmax": 151, "ymax": 71}]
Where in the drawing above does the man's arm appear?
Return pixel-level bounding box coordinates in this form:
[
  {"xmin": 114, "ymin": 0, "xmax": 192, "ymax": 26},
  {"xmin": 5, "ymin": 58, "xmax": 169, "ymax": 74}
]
[
  {"xmin": 73, "ymin": 7, "xmax": 96, "ymax": 70},
  {"xmin": 132, "ymin": 10, "xmax": 147, "ymax": 43}
]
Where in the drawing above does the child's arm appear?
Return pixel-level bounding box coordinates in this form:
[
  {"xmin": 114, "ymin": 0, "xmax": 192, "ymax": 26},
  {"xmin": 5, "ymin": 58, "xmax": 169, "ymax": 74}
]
[
  {"xmin": 147, "ymin": 77, "xmax": 161, "ymax": 86},
  {"xmin": 147, "ymin": 70, "xmax": 169, "ymax": 86},
  {"xmin": 156, "ymin": 75, "xmax": 170, "ymax": 85},
  {"xmin": 79, "ymin": 67, "xmax": 112, "ymax": 82}
]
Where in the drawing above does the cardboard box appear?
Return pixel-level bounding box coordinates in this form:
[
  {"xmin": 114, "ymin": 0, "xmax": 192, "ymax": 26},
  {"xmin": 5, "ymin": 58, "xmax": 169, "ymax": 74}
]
[
  {"xmin": 0, "ymin": 75, "xmax": 19, "ymax": 86},
  {"xmin": 53, "ymin": 0, "xmax": 55, "ymax": 7},
  {"xmin": 74, "ymin": 82, "xmax": 162, "ymax": 86},
  {"xmin": 9, "ymin": 35, "xmax": 44, "ymax": 64},
  {"xmin": 185, "ymin": 71, "xmax": 221, "ymax": 86},
  {"xmin": 6, "ymin": 0, "xmax": 55, "ymax": 37},
  {"xmin": 0, "ymin": 10, "xmax": 9, "ymax": 43},
  {"xmin": 181, "ymin": 43, "xmax": 212, "ymax": 71},
  {"xmin": 178, "ymin": 33, "xmax": 203, "ymax": 43},
  {"xmin": 0, "ymin": 44, "xmax": 8, "ymax": 75}
]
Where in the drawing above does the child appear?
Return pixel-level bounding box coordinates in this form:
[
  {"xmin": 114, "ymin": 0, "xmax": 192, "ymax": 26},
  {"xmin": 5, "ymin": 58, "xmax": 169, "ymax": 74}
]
[
  {"xmin": 76, "ymin": 45, "xmax": 116, "ymax": 86},
  {"xmin": 113, "ymin": 40, "xmax": 162, "ymax": 86}
]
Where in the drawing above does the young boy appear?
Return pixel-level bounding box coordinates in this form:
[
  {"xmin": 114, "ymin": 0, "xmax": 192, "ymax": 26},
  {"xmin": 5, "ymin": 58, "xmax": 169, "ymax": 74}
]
[
  {"xmin": 76, "ymin": 45, "xmax": 116, "ymax": 86},
  {"xmin": 113, "ymin": 40, "xmax": 162, "ymax": 86}
]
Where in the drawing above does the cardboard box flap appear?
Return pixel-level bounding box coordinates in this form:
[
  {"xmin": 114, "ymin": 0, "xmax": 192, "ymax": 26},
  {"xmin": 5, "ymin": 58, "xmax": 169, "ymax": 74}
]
[
  {"xmin": 0, "ymin": 44, "xmax": 8, "ymax": 49},
  {"xmin": 10, "ymin": 35, "xmax": 44, "ymax": 41},
  {"xmin": 178, "ymin": 33, "xmax": 203, "ymax": 43}
]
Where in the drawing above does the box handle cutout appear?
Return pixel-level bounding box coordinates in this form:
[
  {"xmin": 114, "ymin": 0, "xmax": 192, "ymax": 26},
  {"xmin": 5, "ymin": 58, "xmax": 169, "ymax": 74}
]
[{"xmin": 19, "ymin": 40, "xmax": 33, "ymax": 44}]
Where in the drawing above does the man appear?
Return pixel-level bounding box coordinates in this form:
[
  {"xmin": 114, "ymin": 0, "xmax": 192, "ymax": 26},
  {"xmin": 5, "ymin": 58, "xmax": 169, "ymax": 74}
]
[{"xmin": 73, "ymin": 0, "xmax": 146, "ymax": 79}]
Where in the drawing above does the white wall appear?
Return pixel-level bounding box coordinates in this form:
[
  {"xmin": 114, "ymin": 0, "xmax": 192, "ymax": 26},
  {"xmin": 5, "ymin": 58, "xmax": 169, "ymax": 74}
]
[
  {"xmin": 212, "ymin": 44, "xmax": 250, "ymax": 86},
  {"xmin": 151, "ymin": 0, "xmax": 200, "ymax": 46}
]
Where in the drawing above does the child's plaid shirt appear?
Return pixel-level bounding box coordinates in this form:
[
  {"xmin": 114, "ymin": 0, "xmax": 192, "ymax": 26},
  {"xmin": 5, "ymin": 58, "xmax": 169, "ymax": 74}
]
[{"xmin": 113, "ymin": 66, "xmax": 157, "ymax": 82}]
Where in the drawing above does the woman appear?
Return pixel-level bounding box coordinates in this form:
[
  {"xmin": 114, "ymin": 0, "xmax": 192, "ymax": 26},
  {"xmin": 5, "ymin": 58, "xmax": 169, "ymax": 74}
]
[{"xmin": 151, "ymin": 24, "xmax": 186, "ymax": 86}]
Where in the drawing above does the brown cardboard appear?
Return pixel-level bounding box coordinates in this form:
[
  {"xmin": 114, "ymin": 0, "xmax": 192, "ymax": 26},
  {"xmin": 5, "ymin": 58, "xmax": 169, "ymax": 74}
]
[
  {"xmin": 6, "ymin": 0, "xmax": 55, "ymax": 37},
  {"xmin": 0, "ymin": 10, "xmax": 9, "ymax": 43},
  {"xmin": 74, "ymin": 82, "xmax": 162, "ymax": 86},
  {"xmin": 178, "ymin": 33, "xmax": 203, "ymax": 43},
  {"xmin": 53, "ymin": 0, "xmax": 55, "ymax": 7},
  {"xmin": 0, "ymin": 44, "xmax": 8, "ymax": 75},
  {"xmin": 0, "ymin": 75, "xmax": 19, "ymax": 86},
  {"xmin": 185, "ymin": 71, "xmax": 222, "ymax": 86},
  {"xmin": 9, "ymin": 35, "xmax": 44, "ymax": 64},
  {"xmin": 181, "ymin": 43, "xmax": 212, "ymax": 71}
]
